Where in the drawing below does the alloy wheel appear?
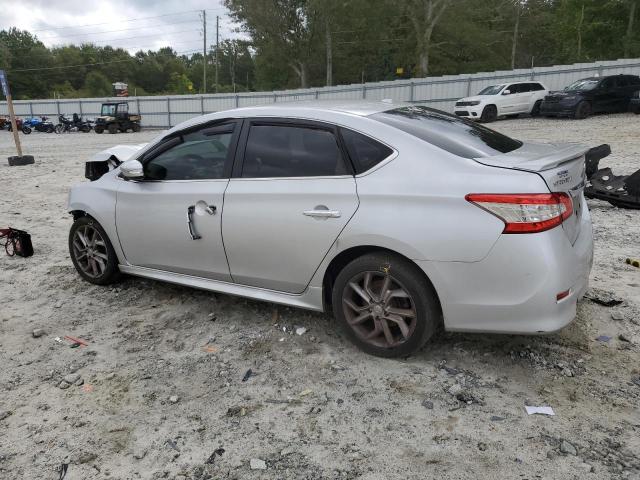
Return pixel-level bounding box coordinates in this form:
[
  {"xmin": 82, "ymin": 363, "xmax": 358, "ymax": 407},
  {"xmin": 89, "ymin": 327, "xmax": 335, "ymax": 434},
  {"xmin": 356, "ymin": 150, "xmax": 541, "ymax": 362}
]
[
  {"xmin": 71, "ymin": 225, "xmax": 109, "ymax": 279},
  {"xmin": 342, "ymin": 271, "xmax": 417, "ymax": 348}
]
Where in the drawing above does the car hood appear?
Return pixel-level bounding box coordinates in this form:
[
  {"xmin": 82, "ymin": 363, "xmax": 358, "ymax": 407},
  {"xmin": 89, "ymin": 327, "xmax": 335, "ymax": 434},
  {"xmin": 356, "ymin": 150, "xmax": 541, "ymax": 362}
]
[
  {"xmin": 457, "ymin": 95, "xmax": 490, "ymax": 103},
  {"xmin": 89, "ymin": 144, "xmax": 148, "ymax": 163},
  {"xmin": 547, "ymin": 90, "xmax": 583, "ymax": 97}
]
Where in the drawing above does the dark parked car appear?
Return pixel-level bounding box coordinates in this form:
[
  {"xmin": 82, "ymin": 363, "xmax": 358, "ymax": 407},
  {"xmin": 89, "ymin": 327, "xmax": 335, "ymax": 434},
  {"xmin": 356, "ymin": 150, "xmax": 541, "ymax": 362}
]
[
  {"xmin": 540, "ymin": 74, "xmax": 640, "ymax": 119},
  {"xmin": 630, "ymin": 89, "xmax": 640, "ymax": 114}
]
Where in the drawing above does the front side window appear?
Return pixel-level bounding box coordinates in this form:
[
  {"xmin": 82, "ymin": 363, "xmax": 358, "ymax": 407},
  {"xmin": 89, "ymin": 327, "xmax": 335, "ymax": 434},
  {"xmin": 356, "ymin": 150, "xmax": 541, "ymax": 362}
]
[
  {"xmin": 242, "ymin": 124, "xmax": 348, "ymax": 178},
  {"xmin": 371, "ymin": 106, "xmax": 522, "ymax": 159},
  {"xmin": 144, "ymin": 125, "xmax": 235, "ymax": 180},
  {"xmin": 477, "ymin": 84, "xmax": 505, "ymax": 95}
]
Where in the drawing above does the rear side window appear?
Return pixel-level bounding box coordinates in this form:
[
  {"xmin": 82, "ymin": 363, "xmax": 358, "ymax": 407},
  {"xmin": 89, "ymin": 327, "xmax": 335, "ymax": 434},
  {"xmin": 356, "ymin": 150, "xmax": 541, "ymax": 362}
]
[
  {"xmin": 242, "ymin": 124, "xmax": 348, "ymax": 178},
  {"xmin": 530, "ymin": 83, "xmax": 545, "ymax": 91},
  {"xmin": 371, "ymin": 106, "xmax": 522, "ymax": 159},
  {"xmin": 340, "ymin": 128, "xmax": 393, "ymax": 174},
  {"xmin": 628, "ymin": 76, "xmax": 640, "ymax": 85}
]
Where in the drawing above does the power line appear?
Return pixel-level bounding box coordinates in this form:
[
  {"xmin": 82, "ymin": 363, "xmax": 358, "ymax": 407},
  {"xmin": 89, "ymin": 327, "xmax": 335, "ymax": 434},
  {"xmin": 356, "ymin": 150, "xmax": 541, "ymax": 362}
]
[
  {"xmin": 28, "ymin": 9, "xmax": 221, "ymax": 33},
  {"xmin": 36, "ymin": 19, "xmax": 201, "ymax": 39}
]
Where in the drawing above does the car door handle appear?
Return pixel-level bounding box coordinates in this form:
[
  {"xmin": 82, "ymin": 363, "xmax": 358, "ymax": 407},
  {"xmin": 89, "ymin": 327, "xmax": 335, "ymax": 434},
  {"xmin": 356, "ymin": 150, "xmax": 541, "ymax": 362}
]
[
  {"xmin": 303, "ymin": 208, "xmax": 341, "ymax": 218},
  {"xmin": 187, "ymin": 205, "xmax": 202, "ymax": 240}
]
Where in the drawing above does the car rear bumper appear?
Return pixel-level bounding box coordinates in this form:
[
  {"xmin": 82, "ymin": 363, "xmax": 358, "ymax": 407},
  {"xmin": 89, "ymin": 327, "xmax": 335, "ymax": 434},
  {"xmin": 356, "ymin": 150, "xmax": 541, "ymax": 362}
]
[{"xmin": 417, "ymin": 204, "xmax": 593, "ymax": 334}]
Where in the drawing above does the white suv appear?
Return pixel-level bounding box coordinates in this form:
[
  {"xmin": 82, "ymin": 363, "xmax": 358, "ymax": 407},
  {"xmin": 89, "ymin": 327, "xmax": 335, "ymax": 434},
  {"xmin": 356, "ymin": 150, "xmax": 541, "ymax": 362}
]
[{"xmin": 454, "ymin": 81, "xmax": 549, "ymax": 122}]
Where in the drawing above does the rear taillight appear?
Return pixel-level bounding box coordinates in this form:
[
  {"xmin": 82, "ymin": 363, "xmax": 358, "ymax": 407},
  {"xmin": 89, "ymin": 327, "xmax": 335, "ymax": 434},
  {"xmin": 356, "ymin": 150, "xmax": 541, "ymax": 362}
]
[{"xmin": 465, "ymin": 193, "xmax": 573, "ymax": 234}]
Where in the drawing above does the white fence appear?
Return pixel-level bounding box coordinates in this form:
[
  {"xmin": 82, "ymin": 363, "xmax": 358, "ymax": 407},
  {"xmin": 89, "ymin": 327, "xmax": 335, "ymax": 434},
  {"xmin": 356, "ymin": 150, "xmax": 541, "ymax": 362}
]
[{"xmin": 2, "ymin": 58, "xmax": 640, "ymax": 128}]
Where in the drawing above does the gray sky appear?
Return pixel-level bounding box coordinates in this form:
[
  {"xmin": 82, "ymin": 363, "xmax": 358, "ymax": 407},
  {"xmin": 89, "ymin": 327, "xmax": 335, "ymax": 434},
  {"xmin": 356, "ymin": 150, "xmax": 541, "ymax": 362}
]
[{"xmin": 0, "ymin": 0, "xmax": 244, "ymax": 55}]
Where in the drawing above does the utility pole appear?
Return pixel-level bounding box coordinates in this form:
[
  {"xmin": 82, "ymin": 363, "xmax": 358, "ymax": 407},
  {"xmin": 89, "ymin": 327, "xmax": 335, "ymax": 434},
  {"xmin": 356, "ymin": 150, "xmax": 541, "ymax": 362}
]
[
  {"xmin": 202, "ymin": 10, "xmax": 207, "ymax": 94},
  {"xmin": 215, "ymin": 15, "xmax": 219, "ymax": 93}
]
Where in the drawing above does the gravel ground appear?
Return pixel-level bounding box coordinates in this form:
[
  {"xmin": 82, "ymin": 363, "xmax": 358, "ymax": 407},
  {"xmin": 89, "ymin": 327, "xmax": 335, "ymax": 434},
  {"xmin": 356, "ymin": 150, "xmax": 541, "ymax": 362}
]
[{"xmin": 1, "ymin": 113, "xmax": 639, "ymax": 480}]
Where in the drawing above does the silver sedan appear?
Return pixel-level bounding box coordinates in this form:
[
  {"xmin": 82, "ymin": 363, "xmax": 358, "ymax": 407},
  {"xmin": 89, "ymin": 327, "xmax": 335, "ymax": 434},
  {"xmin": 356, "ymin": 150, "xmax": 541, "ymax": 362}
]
[{"xmin": 68, "ymin": 102, "xmax": 593, "ymax": 357}]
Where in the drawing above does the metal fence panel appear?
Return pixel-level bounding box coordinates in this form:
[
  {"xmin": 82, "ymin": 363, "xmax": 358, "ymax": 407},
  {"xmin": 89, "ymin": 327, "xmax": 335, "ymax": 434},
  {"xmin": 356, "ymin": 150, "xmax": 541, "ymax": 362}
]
[{"xmin": 2, "ymin": 57, "xmax": 639, "ymax": 128}]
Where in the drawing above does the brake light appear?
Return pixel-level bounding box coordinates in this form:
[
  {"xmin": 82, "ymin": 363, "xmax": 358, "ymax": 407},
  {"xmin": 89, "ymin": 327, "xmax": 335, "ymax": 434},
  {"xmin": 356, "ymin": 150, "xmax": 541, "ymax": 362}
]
[{"xmin": 465, "ymin": 193, "xmax": 573, "ymax": 234}]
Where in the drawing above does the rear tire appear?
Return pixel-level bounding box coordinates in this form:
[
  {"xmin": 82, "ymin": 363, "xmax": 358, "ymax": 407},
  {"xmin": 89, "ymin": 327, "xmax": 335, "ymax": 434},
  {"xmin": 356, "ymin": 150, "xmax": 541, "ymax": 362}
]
[
  {"xmin": 131, "ymin": 123, "xmax": 141, "ymax": 132},
  {"xmin": 69, "ymin": 216, "xmax": 121, "ymax": 285},
  {"xmin": 574, "ymin": 101, "xmax": 591, "ymax": 119},
  {"xmin": 480, "ymin": 105, "xmax": 497, "ymax": 123},
  {"xmin": 108, "ymin": 123, "xmax": 118, "ymax": 134},
  {"xmin": 95, "ymin": 126, "xmax": 104, "ymax": 134},
  {"xmin": 332, "ymin": 252, "xmax": 440, "ymax": 358},
  {"xmin": 22, "ymin": 126, "xmax": 32, "ymax": 134}
]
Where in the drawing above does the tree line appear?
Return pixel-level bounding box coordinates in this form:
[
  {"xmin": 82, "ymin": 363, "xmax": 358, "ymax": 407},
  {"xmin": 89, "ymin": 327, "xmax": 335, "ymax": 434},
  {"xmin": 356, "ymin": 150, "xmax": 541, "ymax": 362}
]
[{"xmin": 1, "ymin": 0, "xmax": 638, "ymax": 100}]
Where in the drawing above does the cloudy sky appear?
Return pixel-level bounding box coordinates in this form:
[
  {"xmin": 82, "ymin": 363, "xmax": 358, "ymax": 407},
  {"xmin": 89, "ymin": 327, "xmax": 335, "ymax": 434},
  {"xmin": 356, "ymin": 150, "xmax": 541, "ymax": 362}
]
[{"xmin": 0, "ymin": 0, "xmax": 244, "ymax": 55}]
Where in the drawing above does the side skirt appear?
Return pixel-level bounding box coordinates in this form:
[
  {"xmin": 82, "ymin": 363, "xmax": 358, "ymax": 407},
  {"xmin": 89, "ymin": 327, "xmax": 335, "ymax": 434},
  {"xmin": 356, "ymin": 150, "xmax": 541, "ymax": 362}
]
[{"xmin": 118, "ymin": 265, "xmax": 325, "ymax": 312}]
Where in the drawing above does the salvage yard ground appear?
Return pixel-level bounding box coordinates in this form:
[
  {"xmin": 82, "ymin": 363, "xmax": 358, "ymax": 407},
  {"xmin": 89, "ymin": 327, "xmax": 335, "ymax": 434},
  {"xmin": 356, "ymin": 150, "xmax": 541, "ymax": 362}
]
[{"xmin": 1, "ymin": 113, "xmax": 639, "ymax": 480}]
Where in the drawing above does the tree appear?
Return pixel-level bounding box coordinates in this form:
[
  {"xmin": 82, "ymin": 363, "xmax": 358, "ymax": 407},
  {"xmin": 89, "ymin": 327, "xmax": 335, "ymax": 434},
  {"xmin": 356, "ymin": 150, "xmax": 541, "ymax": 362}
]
[
  {"xmin": 82, "ymin": 71, "xmax": 112, "ymax": 97},
  {"xmin": 406, "ymin": 0, "xmax": 451, "ymax": 76}
]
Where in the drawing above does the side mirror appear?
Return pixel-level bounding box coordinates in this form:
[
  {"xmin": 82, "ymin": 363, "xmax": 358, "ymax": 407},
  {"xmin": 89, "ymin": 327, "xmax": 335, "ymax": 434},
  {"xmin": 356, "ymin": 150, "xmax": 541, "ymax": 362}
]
[
  {"xmin": 501, "ymin": 90, "xmax": 511, "ymax": 95},
  {"xmin": 120, "ymin": 159, "xmax": 144, "ymax": 180}
]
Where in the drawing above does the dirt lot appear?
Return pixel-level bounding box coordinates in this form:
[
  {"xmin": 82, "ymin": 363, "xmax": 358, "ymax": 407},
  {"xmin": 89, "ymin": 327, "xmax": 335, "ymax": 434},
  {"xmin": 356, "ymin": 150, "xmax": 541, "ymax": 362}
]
[{"xmin": 1, "ymin": 113, "xmax": 639, "ymax": 480}]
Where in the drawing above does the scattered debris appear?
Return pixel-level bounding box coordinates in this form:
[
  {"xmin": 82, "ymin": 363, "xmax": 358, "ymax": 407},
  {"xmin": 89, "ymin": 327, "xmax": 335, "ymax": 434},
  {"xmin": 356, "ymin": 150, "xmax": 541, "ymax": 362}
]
[
  {"xmin": 559, "ymin": 440, "xmax": 578, "ymax": 456},
  {"xmin": 596, "ymin": 335, "xmax": 612, "ymax": 343},
  {"xmin": 0, "ymin": 411, "xmax": 12, "ymax": 421},
  {"xmin": 295, "ymin": 326, "xmax": 307, "ymax": 336},
  {"xmin": 618, "ymin": 334, "xmax": 632, "ymax": 343},
  {"xmin": 586, "ymin": 289, "xmax": 623, "ymax": 307},
  {"xmin": 63, "ymin": 335, "xmax": 89, "ymax": 348},
  {"xmin": 299, "ymin": 389, "xmax": 313, "ymax": 397},
  {"xmin": 31, "ymin": 328, "xmax": 45, "ymax": 338},
  {"xmin": 525, "ymin": 406, "xmax": 555, "ymax": 416},
  {"xmin": 168, "ymin": 395, "xmax": 179, "ymax": 404},
  {"xmin": 626, "ymin": 258, "xmax": 640, "ymax": 268},
  {"xmin": 205, "ymin": 448, "xmax": 225, "ymax": 464},
  {"xmin": 242, "ymin": 369, "xmax": 254, "ymax": 382},
  {"xmin": 421, "ymin": 399, "xmax": 434, "ymax": 410},
  {"xmin": 490, "ymin": 416, "xmax": 505, "ymax": 422},
  {"xmin": 226, "ymin": 406, "xmax": 247, "ymax": 417},
  {"xmin": 250, "ymin": 458, "xmax": 267, "ymax": 470}
]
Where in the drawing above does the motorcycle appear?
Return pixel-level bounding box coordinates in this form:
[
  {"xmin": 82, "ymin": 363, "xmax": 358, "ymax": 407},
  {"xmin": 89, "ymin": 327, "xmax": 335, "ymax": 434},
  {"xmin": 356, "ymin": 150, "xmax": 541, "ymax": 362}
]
[
  {"xmin": 7, "ymin": 118, "xmax": 32, "ymax": 134},
  {"xmin": 23, "ymin": 116, "xmax": 55, "ymax": 133},
  {"xmin": 55, "ymin": 114, "xmax": 93, "ymax": 134}
]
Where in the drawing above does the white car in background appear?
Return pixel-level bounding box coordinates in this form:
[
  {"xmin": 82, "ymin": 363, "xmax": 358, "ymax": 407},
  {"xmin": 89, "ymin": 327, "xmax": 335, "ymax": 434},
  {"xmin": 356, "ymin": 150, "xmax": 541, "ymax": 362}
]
[{"xmin": 455, "ymin": 81, "xmax": 549, "ymax": 122}]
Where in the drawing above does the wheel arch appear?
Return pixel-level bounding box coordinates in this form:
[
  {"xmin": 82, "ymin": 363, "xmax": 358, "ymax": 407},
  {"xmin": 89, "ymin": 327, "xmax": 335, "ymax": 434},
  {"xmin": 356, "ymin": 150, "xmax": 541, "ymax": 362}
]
[{"xmin": 321, "ymin": 245, "xmax": 443, "ymax": 318}]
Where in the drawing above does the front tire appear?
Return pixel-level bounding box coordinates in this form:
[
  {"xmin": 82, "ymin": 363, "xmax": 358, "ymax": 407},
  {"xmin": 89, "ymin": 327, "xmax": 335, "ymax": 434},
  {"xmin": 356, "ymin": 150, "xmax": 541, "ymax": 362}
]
[
  {"xmin": 95, "ymin": 126, "xmax": 104, "ymax": 134},
  {"xmin": 574, "ymin": 101, "xmax": 591, "ymax": 119},
  {"xmin": 108, "ymin": 123, "xmax": 118, "ymax": 134},
  {"xmin": 332, "ymin": 252, "xmax": 440, "ymax": 358},
  {"xmin": 69, "ymin": 217, "xmax": 121, "ymax": 285},
  {"xmin": 480, "ymin": 105, "xmax": 497, "ymax": 123}
]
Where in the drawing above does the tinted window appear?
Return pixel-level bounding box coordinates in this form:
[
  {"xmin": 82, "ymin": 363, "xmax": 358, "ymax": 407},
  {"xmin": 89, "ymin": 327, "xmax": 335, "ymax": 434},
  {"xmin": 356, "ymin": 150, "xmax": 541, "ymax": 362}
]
[
  {"xmin": 242, "ymin": 124, "xmax": 348, "ymax": 178},
  {"xmin": 601, "ymin": 77, "xmax": 617, "ymax": 89},
  {"xmin": 341, "ymin": 128, "xmax": 393, "ymax": 173},
  {"xmin": 477, "ymin": 84, "xmax": 505, "ymax": 95},
  {"xmin": 144, "ymin": 125, "xmax": 234, "ymax": 180},
  {"xmin": 371, "ymin": 106, "xmax": 522, "ymax": 159},
  {"xmin": 530, "ymin": 83, "xmax": 545, "ymax": 91},
  {"xmin": 628, "ymin": 76, "xmax": 640, "ymax": 85}
]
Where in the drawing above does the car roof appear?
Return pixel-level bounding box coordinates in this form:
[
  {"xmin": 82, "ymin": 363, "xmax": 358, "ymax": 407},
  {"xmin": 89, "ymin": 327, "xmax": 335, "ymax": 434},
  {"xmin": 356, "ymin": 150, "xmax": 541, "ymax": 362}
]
[
  {"xmin": 231, "ymin": 100, "xmax": 397, "ymax": 117},
  {"xmin": 164, "ymin": 100, "xmax": 403, "ymax": 134}
]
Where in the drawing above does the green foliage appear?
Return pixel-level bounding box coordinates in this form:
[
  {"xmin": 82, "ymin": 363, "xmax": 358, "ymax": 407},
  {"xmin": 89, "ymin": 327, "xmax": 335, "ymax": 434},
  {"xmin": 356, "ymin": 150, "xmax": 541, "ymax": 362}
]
[{"xmin": 1, "ymin": 0, "xmax": 639, "ymax": 99}]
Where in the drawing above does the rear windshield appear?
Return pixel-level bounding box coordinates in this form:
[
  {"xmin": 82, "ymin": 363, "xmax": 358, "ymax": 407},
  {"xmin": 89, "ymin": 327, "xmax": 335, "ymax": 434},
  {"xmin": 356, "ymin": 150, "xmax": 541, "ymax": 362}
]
[{"xmin": 371, "ymin": 106, "xmax": 522, "ymax": 159}]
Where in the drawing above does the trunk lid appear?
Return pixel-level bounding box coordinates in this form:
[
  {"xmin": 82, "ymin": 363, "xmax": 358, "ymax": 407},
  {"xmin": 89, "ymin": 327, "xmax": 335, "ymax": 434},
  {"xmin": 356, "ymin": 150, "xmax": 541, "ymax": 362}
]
[{"xmin": 474, "ymin": 142, "xmax": 589, "ymax": 245}]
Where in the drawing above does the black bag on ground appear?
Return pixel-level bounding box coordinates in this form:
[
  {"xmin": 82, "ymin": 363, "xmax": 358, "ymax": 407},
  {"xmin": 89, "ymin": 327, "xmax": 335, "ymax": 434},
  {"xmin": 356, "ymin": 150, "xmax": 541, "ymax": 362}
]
[{"xmin": 0, "ymin": 228, "xmax": 34, "ymax": 257}]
